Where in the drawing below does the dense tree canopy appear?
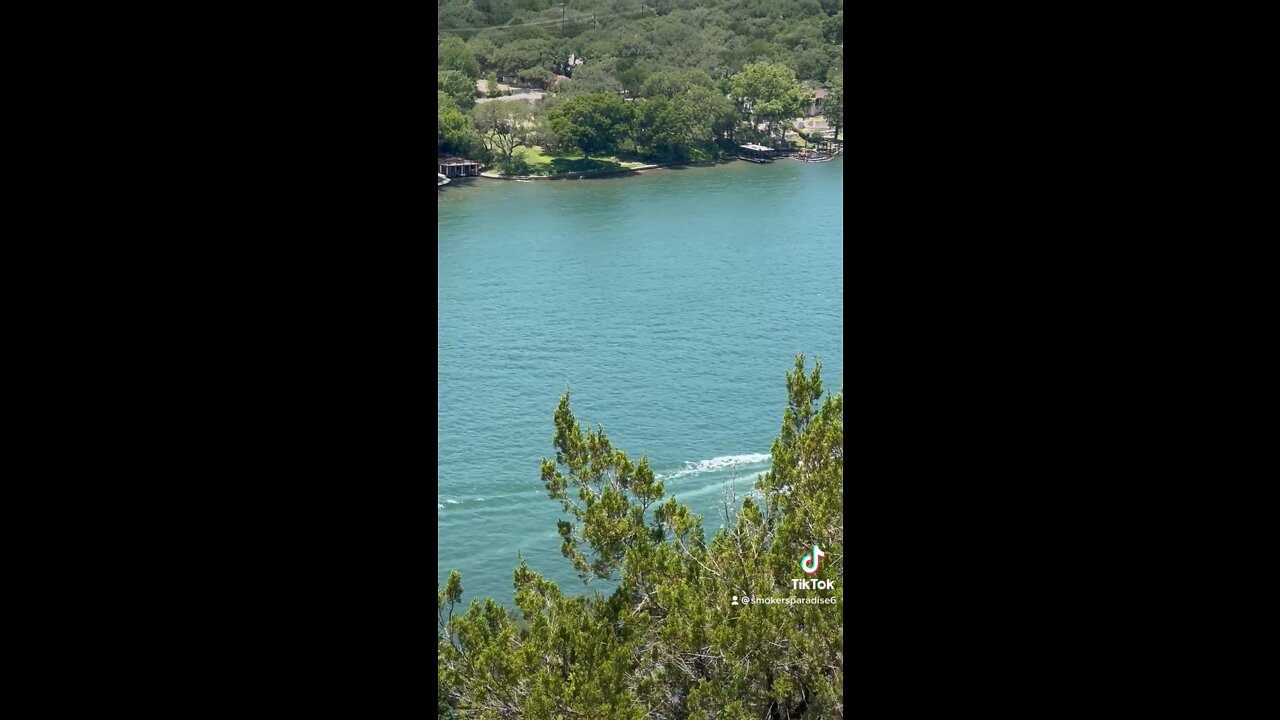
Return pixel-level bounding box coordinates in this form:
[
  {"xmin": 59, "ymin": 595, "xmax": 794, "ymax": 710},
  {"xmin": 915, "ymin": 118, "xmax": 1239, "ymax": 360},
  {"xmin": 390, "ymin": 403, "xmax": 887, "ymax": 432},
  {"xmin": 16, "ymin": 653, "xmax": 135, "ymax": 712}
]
[
  {"xmin": 632, "ymin": 96, "xmax": 698, "ymax": 161},
  {"xmin": 491, "ymin": 38, "xmax": 562, "ymax": 77},
  {"xmin": 438, "ymin": 0, "xmax": 843, "ymax": 85},
  {"xmin": 438, "ymin": 356, "xmax": 844, "ymax": 718},
  {"xmin": 547, "ymin": 92, "xmax": 633, "ymax": 159},
  {"xmin": 438, "ymin": 70, "xmax": 477, "ymax": 112},
  {"xmin": 638, "ymin": 69, "xmax": 714, "ymax": 100},
  {"xmin": 438, "ymin": 92, "xmax": 482, "ymax": 158},
  {"xmin": 823, "ymin": 74, "xmax": 844, "ymax": 140},
  {"xmin": 731, "ymin": 63, "xmax": 808, "ymax": 140},
  {"xmin": 555, "ymin": 59, "xmax": 625, "ymax": 98},
  {"xmin": 438, "ymin": 36, "xmax": 480, "ymax": 79},
  {"xmin": 438, "ymin": 0, "xmax": 844, "ymax": 170}
]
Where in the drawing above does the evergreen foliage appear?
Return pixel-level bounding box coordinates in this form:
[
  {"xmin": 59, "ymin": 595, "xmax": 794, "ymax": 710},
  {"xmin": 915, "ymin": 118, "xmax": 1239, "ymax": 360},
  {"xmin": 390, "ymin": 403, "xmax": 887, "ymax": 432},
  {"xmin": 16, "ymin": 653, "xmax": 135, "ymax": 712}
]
[{"xmin": 439, "ymin": 356, "xmax": 844, "ymax": 718}]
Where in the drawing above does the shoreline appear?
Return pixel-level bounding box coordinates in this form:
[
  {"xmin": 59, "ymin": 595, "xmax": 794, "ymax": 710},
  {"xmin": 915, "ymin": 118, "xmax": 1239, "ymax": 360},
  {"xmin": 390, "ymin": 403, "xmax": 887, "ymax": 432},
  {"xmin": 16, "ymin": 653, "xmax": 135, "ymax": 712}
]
[
  {"xmin": 473, "ymin": 154, "xmax": 839, "ymax": 180},
  {"xmin": 479, "ymin": 158, "xmax": 742, "ymax": 181}
]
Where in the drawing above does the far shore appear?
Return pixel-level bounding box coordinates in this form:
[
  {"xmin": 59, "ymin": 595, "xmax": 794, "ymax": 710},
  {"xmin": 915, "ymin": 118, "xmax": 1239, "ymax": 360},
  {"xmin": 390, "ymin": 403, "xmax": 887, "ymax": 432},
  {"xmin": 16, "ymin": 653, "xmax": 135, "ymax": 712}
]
[
  {"xmin": 479, "ymin": 158, "xmax": 750, "ymax": 181},
  {"xmin": 457, "ymin": 136, "xmax": 841, "ymax": 182}
]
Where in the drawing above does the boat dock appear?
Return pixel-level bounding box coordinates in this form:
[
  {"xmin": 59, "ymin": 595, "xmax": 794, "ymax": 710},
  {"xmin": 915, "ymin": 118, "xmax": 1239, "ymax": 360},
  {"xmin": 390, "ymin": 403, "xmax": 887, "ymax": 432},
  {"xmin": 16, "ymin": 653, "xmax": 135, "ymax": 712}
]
[
  {"xmin": 439, "ymin": 158, "xmax": 484, "ymax": 178},
  {"xmin": 738, "ymin": 144, "xmax": 775, "ymax": 163}
]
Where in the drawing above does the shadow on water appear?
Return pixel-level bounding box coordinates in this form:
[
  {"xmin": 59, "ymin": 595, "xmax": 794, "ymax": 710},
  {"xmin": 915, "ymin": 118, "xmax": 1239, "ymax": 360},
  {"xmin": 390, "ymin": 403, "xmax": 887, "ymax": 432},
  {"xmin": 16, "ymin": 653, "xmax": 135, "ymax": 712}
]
[{"xmin": 658, "ymin": 158, "xmax": 739, "ymax": 171}]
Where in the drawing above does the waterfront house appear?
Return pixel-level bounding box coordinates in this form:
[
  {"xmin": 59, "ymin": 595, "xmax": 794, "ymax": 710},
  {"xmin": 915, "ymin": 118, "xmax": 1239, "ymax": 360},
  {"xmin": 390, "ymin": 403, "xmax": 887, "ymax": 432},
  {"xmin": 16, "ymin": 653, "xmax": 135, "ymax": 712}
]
[{"xmin": 805, "ymin": 88, "xmax": 830, "ymax": 117}]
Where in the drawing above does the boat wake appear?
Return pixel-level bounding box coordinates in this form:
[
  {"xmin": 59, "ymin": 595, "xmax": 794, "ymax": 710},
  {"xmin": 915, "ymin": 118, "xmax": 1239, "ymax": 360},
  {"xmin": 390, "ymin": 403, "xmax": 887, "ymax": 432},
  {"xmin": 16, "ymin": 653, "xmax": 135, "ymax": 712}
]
[{"xmin": 661, "ymin": 452, "xmax": 771, "ymax": 480}]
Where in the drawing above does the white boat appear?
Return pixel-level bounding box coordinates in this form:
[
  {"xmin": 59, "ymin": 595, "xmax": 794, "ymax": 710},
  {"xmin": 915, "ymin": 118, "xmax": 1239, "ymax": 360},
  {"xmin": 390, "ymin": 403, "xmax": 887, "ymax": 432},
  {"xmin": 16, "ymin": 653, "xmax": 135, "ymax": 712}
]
[{"xmin": 438, "ymin": 173, "xmax": 450, "ymax": 186}]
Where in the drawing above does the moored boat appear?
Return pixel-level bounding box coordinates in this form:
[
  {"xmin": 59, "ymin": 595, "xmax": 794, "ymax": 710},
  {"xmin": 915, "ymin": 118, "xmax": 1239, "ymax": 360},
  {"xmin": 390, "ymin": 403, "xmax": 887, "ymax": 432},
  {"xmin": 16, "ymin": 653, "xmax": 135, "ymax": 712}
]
[{"xmin": 738, "ymin": 144, "xmax": 775, "ymax": 163}]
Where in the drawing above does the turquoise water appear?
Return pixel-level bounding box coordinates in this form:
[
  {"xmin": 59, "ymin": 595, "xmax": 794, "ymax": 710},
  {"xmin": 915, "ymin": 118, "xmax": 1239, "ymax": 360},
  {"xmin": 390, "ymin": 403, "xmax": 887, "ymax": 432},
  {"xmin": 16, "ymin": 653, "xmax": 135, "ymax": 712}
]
[{"xmin": 438, "ymin": 159, "xmax": 843, "ymax": 604}]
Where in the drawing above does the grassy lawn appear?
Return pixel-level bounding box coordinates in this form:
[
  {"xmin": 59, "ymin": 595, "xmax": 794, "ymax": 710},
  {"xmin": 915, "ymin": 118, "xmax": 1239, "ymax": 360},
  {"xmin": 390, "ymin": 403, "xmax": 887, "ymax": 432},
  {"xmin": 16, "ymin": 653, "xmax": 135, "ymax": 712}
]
[
  {"xmin": 512, "ymin": 146, "xmax": 636, "ymax": 175},
  {"xmin": 513, "ymin": 145, "xmax": 553, "ymax": 170},
  {"xmin": 503, "ymin": 144, "xmax": 774, "ymax": 175}
]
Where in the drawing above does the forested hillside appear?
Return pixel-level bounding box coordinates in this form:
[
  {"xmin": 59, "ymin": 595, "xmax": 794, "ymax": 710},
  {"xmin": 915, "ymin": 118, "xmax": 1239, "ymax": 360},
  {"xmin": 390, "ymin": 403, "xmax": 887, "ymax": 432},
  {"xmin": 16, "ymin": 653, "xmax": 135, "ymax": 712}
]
[{"xmin": 438, "ymin": 0, "xmax": 844, "ymax": 174}]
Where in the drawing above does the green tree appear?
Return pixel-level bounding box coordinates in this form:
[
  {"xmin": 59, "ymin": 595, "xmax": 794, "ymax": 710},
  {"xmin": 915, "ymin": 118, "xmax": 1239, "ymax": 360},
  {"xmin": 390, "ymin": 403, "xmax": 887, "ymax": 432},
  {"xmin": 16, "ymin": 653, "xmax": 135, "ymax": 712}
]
[
  {"xmin": 438, "ymin": 36, "xmax": 481, "ymax": 79},
  {"xmin": 467, "ymin": 36, "xmax": 499, "ymax": 71},
  {"xmin": 730, "ymin": 62, "xmax": 808, "ymax": 141},
  {"xmin": 632, "ymin": 68, "xmax": 736, "ymax": 152},
  {"xmin": 555, "ymin": 59, "xmax": 624, "ymax": 98},
  {"xmin": 485, "ymin": 71, "xmax": 502, "ymax": 98},
  {"xmin": 438, "ymin": 92, "xmax": 481, "ymax": 157},
  {"xmin": 822, "ymin": 74, "xmax": 843, "ymax": 141},
  {"xmin": 547, "ymin": 92, "xmax": 633, "ymax": 159},
  {"xmin": 792, "ymin": 45, "xmax": 838, "ymax": 83},
  {"xmin": 438, "ymin": 70, "xmax": 477, "ymax": 111},
  {"xmin": 822, "ymin": 11, "xmax": 844, "ymax": 44},
  {"xmin": 471, "ymin": 100, "xmax": 536, "ymax": 169},
  {"xmin": 492, "ymin": 38, "xmax": 558, "ymax": 77},
  {"xmin": 638, "ymin": 69, "xmax": 714, "ymax": 99},
  {"xmin": 438, "ymin": 356, "xmax": 844, "ymax": 718},
  {"xmin": 632, "ymin": 97, "xmax": 697, "ymax": 161},
  {"xmin": 685, "ymin": 84, "xmax": 740, "ymax": 145},
  {"xmin": 515, "ymin": 66, "xmax": 554, "ymax": 88}
]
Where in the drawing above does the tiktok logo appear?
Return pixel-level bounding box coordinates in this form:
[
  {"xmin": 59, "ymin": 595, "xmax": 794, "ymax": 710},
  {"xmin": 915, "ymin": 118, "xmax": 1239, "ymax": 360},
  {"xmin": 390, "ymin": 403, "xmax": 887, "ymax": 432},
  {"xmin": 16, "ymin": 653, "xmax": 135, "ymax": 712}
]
[{"xmin": 800, "ymin": 545, "xmax": 826, "ymax": 574}]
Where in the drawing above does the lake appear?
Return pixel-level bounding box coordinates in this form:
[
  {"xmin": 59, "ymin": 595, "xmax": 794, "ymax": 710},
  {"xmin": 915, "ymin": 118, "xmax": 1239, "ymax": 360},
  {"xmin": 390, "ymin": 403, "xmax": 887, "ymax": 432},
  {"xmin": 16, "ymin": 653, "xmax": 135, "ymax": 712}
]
[{"xmin": 438, "ymin": 158, "xmax": 843, "ymax": 604}]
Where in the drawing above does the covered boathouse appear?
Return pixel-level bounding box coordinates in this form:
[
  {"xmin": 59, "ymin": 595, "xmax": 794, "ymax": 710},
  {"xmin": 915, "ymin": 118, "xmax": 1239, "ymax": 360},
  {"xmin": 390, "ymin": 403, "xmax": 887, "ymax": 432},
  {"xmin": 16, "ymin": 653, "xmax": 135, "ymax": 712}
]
[
  {"xmin": 439, "ymin": 158, "xmax": 485, "ymax": 178},
  {"xmin": 738, "ymin": 144, "xmax": 774, "ymax": 163}
]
